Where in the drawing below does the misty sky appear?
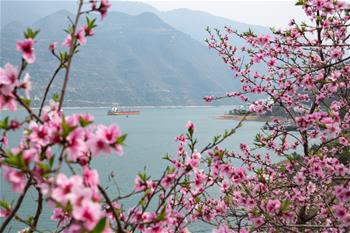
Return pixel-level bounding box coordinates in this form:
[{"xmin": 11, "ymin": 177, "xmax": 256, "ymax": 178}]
[
  {"xmin": 3, "ymin": 0, "xmax": 350, "ymax": 28},
  {"xmin": 0, "ymin": 0, "xmax": 311, "ymax": 28},
  {"xmin": 139, "ymin": 0, "xmax": 306, "ymax": 28}
]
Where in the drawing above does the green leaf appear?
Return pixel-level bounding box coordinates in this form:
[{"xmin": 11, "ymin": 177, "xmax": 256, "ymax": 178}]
[
  {"xmin": 38, "ymin": 162, "xmax": 50, "ymax": 173},
  {"xmin": 86, "ymin": 17, "xmax": 97, "ymax": 29},
  {"xmin": 279, "ymin": 164, "xmax": 287, "ymax": 173},
  {"xmin": 116, "ymin": 134, "xmax": 127, "ymax": 145},
  {"xmin": 90, "ymin": 217, "xmax": 106, "ymax": 233},
  {"xmin": 5, "ymin": 152, "xmax": 26, "ymax": 169},
  {"xmin": 168, "ymin": 166, "xmax": 175, "ymax": 173},
  {"xmin": 21, "ymin": 97, "xmax": 31, "ymax": 107},
  {"xmin": 24, "ymin": 28, "xmax": 39, "ymax": 39},
  {"xmin": 207, "ymin": 158, "xmax": 212, "ymax": 166},
  {"xmin": 138, "ymin": 171, "xmax": 147, "ymax": 182},
  {"xmin": 79, "ymin": 116, "xmax": 92, "ymax": 128},
  {"xmin": 140, "ymin": 196, "xmax": 147, "ymax": 207},
  {"xmin": 243, "ymin": 28, "xmax": 256, "ymax": 37},
  {"xmin": 61, "ymin": 118, "xmax": 75, "ymax": 138},
  {"xmin": 0, "ymin": 117, "xmax": 9, "ymax": 129},
  {"xmin": 59, "ymin": 52, "xmax": 68, "ymax": 63},
  {"xmin": 295, "ymin": 0, "xmax": 304, "ymax": 6},
  {"xmin": 156, "ymin": 207, "xmax": 167, "ymax": 221},
  {"xmin": 255, "ymin": 168, "xmax": 263, "ymax": 175},
  {"xmin": 316, "ymin": 15, "xmax": 323, "ymax": 25},
  {"xmin": 49, "ymin": 156, "xmax": 55, "ymax": 168},
  {"xmin": 252, "ymin": 207, "xmax": 260, "ymax": 216},
  {"xmin": 281, "ymin": 200, "xmax": 290, "ymax": 212},
  {"xmin": 64, "ymin": 26, "xmax": 74, "ymax": 34},
  {"xmin": 53, "ymin": 93, "xmax": 60, "ymax": 102},
  {"xmin": 284, "ymin": 30, "xmax": 291, "ymax": 37},
  {"xmin": 65, "ymin": 202, "xmax": 73, "ymax": 213},
  {"xmin": 162, "ymin": 154, "xmax": 170, "ymax": 161},
  {"xmin": 287, "ymin": 155, "xmax": 295, "ymax": 161},
  {"xmin": 0, "ymin": 200, "xmax": 10, "ymax": 210},
  {"xmin": 27, "ymin": 216, "xmax": 33, "ymax": 225}
]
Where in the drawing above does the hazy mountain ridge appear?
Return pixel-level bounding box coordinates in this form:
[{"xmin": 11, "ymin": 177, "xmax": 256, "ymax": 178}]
[
  {"xmin": 1, "ymin": 1, "xmax": 271, "ymax": 43},
  {"xmin": 1, "ymin": 10, "xmax": 238, "ymax": 106},
  {"xmin": 158, "ymin": 8, "xmax": 270, "ymax": 44},
  {"xmin": 1, "ymin": 1, "xmax": 270, "ymax": 106}
]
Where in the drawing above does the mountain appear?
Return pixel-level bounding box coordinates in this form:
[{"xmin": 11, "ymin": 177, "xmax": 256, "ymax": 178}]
[
  {"xmin": 1, "ymin": 10, "xmax": 239, "ymax": 106},
  {"xmin": 1, "ymin": 1, "xmax": 271, "ymax": 44},
  {"xmin": 1, "ymin": 1, "xmax": 158, "ymax": 28},
  {"xmin": 158, "ymin": 9, "xmax": 270, "ymax": 44}
]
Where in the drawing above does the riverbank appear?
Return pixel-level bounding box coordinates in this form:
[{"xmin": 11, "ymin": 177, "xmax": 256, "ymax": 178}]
[{"xmin": 217, "ymin": 114, "xmax": 287, "ymax": 122}]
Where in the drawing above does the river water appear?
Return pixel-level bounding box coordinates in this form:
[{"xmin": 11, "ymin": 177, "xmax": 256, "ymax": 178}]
[{"xmin": 1, "ymin": 106, "xmax": 268, "ymax": 232}]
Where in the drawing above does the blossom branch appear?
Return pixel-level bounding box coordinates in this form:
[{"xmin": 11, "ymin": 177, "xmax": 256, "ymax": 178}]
[
  {"xmin": 58, "ymin": 0, "xmax": 84, "ymax": 111},
  {"xmin": 98, "ymin": 185, "xmax": 126, "ymax": 233},
  {"xmin": 39, "ymin": 64, "xmax": 63, "ymax": 117}
]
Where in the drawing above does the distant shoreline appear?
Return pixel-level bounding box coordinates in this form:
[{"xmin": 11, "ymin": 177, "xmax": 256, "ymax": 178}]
[
  {"xmin": 8, "ymin": 105, "xmax": 238, "ymax": 111},
  {"xmin": 37, "ymin": 105, "xmax": 217, "ymax": 110},
  {"xmin": 217, "ymin": 114, "xmax": 287, "ymax": 122}
]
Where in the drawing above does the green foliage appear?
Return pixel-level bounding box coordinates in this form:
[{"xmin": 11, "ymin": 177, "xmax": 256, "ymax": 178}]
[
  {"xmin": 156, "ymin": 207, "xmax": 167, "ymax": 221},
  {"xmin": 138, "ymin": 169, "xmax": 148, "ymax": 182},
  {"xmin": 64, "ymin": 25, "xmax": 74, "ymax": 35},
  {"xmin": 59, "ymin": 51, "xmax": 68, "ymax": 63},
  {"xmin": 49, "ymin": 156, "xmax": 55, "ymax": 168},
  {"xmin": 243, "ymin": 28, "xmax": 256, "ymax": 37},
  {"xmin": 37, "ymin": 162, "xmax": 51, "ymax": 177},
  {"xmin": 0, "ymin": 117, "xmax": 9, "ymax": 130},
  {"xmin": 0, "ymin": 199, "xmax": 10, "ymax": 210},
  {"xmin": 5, "ymin": 152, "xmax": 26, "ymax": 170},
  {"xmin": 162, "ymin": 153, "xmax": 171, "ymax": 161},
  {"xmin": 53, "ymin": 93, "xmax": 60, "ymax": 102},
  {"xmin": 90, "ymin": 217, "xmax": 107, "ymax": 233},
  {"xmin": 21, "ymin": 97, "xmax": 31, "ymax": 107},
  {"xmin": 26, "ymin": 216, "xmax": 33, "ymax": 225},
  {"xmin": 281, "ymin": 200, "xmax": 291, "ymax": 213},
  {"xmin": 295, "ymin": 0, "xmax": 305, "ymax": 6},
  {"xmin": 279, "ymin": 164, "xmax": 287, "ymax": 173},
  {"xmin": 24, "ymin": 27, "xmax": 39, "ymax": 39},
  {"xmin": 79, "ymin": 117, "xmax": 92, "ymax": 128},
  {"xmin": 252, "ymin": 207, "xmax": 260, "ymax": 217},
  {"xmin": 116, "ymin": 134, "xmax": 127, "ymax": 145},
  {"xmin": 86, "ymin": 17, "xmax": 97, "ymax": 30},
  {"xmin": 61, "ymin": 117, "xmax": 76, "ymax": 138}
]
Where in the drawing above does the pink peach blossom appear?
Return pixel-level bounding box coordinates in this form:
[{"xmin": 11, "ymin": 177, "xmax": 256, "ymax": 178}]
[{"xmin": 16, "ymin": 39, "xmax": 36, "ymax": 63}]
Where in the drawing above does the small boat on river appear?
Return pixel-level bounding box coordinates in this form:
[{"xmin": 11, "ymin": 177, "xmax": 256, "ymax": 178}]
[{"xmin": 107, "ymin": 106, "xmax": 140, "ymax": 116}]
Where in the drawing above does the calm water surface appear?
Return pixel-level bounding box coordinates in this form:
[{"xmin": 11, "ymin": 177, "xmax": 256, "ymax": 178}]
[{"xmin": 1, "ymin": 106, "xmax": 267, "ymax": 232}]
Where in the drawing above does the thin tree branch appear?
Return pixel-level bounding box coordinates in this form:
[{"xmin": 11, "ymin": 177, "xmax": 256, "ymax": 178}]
[
  {"xmin": 39, "ymin": 65, "xmax": 63, "ymax": 117},
  {"xmin": 29, "ymin": 187, "xmax": 43, "ymax": 233},
  {"xmin": 0, "ymin": 177, "xmax": 32, "ymax": 233},
  {"xmin": 58, "ymin": 0, "xmax": 84, "ymax": 111},
  {"xmin": 98, "ymin": 185, "xmax": 126, "ymax": 233}
]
